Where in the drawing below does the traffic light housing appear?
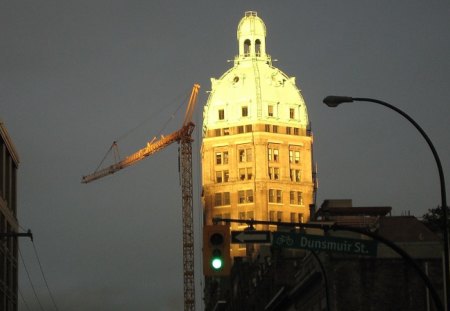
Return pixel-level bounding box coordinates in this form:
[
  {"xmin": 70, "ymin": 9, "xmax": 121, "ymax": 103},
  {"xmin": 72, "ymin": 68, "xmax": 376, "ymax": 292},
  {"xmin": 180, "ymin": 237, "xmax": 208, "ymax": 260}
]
[{"xmin": 203, "ymin": 224, "xmax": 231, "ymax": 276}]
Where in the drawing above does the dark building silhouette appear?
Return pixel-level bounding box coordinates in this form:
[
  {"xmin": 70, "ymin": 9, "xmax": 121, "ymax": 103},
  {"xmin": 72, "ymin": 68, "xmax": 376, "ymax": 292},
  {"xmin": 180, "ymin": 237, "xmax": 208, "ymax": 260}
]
[
  {"xmin": 0, "ymin": 122, "xmax": 19, "ymax": 311},
  {"xmin": 213, "ymin": 200, "xmax": 444, "ymax": 311}
]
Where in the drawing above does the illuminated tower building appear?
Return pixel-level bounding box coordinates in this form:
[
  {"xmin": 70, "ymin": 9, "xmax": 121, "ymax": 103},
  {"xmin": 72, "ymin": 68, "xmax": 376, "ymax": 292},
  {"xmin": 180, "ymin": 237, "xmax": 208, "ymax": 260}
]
[{"xmin": 202, "ymin": 11, "xmax": 315, "ymax": 257}]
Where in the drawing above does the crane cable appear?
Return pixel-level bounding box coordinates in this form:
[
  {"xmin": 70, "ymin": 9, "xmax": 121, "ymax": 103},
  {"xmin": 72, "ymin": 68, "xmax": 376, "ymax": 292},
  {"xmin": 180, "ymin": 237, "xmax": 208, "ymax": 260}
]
[{"xmin": 91, "ymin": 88, "xmax": 191, "ymax": 173}]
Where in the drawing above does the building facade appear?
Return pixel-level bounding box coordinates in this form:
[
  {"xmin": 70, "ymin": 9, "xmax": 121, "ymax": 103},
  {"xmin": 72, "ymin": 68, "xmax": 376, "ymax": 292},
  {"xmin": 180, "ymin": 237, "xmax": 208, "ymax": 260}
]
[
  {"xmin": 0, "ymin": 122, "xmax": 19, "ymax": 311},
  {"xmin": 201, "ymin": 11, "xmax": 315, "ymax": 257}
]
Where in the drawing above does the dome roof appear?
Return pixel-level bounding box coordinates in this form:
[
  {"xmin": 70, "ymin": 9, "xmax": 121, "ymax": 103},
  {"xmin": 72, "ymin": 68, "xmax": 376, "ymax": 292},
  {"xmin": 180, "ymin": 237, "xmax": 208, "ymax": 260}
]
[
  {"xmin": 237, "ymin": 11, "xmax": 266, "ymax": 39},
  {"xmin": 203, "ymin": 12, "xmax": 309, "ymax": 133}
]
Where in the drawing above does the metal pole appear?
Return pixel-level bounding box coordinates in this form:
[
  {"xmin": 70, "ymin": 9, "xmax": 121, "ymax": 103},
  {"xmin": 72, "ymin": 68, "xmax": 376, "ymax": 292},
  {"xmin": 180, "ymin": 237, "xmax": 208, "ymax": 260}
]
[
  {"xmin": 310, "ymin": 250, "xmax": 331, "ymax": 311},
  {"xmin": 323, "ymin": 96, "xmax": 449, "ymax": 310}
]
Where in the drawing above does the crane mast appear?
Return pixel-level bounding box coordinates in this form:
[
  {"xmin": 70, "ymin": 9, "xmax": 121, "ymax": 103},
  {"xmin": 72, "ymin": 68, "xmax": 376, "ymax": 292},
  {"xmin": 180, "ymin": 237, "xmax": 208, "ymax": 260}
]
[{"xmin": 82, "ymin": 84, "xmax": 200, "ymax": 311}]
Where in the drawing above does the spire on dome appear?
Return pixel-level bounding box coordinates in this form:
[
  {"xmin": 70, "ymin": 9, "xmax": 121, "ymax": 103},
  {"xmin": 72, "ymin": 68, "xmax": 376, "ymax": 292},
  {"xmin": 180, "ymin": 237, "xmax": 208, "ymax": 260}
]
[{"xmin": 237, "ymin": 11, "xmax": 267, "ymax": 59}]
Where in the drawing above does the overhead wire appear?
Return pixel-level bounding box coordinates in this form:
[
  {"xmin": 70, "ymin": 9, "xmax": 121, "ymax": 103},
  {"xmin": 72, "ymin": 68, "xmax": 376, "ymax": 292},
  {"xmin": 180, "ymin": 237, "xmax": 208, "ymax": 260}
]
[
  {"xmin": 18, "ymin": 247, "xmax": 46, "ymax": 311},
  {"xmin": 19, "ymin": 288, "xmax": 32, "ymax": 311},
  {"xmin": 17, "ymin": 224, "xmax": 59, "ymax": 311},
  {"xmin": 31, "ymin": 241, "xmax": 60, "ymax": 311}
]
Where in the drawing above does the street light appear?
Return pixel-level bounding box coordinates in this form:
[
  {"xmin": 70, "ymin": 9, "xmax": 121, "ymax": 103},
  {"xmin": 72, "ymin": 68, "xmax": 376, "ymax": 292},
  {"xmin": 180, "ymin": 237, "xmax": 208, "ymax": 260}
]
[{"xmin": 323, "ymin": 95, "xmax": 449, "ymax": 310}]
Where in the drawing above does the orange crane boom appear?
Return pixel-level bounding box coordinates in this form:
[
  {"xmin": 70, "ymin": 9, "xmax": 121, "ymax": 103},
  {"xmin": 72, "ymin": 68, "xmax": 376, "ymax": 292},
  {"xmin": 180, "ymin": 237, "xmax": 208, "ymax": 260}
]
[
  {"xmin": 82, "ymin": 84, "xmax": 200, "ymax": 184},
  {"xmin": 82, "ymin": 84, "xmax": 200, "ymax": 311}
]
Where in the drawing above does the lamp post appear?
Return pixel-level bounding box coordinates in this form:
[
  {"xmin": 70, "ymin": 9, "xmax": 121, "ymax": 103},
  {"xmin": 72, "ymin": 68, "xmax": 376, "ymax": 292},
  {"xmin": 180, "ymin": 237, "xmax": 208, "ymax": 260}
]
[{"xmin": 323, "ymin": 95, "xmax": 449, "ymax": 310}]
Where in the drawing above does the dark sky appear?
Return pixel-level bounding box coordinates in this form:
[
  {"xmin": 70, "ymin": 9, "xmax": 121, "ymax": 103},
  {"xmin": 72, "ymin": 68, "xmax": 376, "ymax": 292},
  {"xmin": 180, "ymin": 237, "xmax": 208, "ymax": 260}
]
[{"xmin": 1, "ymin": 1, "xmax": 449, "ymax": 310}]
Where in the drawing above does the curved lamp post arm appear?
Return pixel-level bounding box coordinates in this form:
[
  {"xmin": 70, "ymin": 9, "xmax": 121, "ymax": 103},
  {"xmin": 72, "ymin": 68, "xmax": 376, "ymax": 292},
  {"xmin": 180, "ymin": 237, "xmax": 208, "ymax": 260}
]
[
  {"xmin": 323, "ymin": 95, "xmax": 449, "ymax": 310},
  {"xmin": 323, "ymin": 96, "xmax": 447, "ymax": 208}
]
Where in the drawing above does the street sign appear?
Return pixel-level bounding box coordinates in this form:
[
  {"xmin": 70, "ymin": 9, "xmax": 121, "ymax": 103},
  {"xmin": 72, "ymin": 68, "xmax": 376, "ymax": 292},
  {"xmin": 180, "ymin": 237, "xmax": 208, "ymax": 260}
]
[
  {"xmin": 273, "ymin": 232, "xmax": 378, "ymax": 256},
  {"xmin": 231, "ymin": 231, "xmax": 271, "ymax": 244}
]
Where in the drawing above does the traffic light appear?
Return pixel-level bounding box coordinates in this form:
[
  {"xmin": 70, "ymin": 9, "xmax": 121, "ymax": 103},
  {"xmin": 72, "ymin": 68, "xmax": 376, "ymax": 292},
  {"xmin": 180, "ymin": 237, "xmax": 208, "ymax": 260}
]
[{"xmin": 203, "ymin": 224, "xmax": 231, "ymax": 276}]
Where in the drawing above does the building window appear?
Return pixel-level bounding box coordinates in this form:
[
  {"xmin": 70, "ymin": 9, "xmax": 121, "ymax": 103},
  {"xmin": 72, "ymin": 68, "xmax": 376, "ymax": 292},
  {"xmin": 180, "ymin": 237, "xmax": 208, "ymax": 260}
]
[
  {"xmin": 269, "ymin": 189, "xmax": 282, "ymax": 203},
  {"xmin": 215, "ymin": 129, "xmax": 221, "ymax": 137},
  {"xmin": 290, "ymin": 148, "xmax": 301, "ymax": 164},
  {"xmin": 268, "ymin": 147, "xmax": 279, "ymax": 162},
  {"xmin": 297, "ymin": 192, "xmax": 303, "ymax": 205},
  {"xmin": 289, "ymin": 213, "xmax": 304, "ymax": 223},
  {"xmin": 290, "ymin": 213, "xmax": 296, "ymax": 223},
  {"xmin": 218, "ymin": 109, "xmax": 225, "ymax": 120},
  {"xmin": 268, "ymin": 105, "xmax": 274, "ymax": 117},
  {"xmin": 223, "ymin": 152, "xmax": 229, "ymax": 164},
  {"xmin": 216, "ymin": 152, "xmax": 222, "ymax": 165},
  {"xmin": 242, "ymin": 106, "xmax": 248, "ymax": 117},
  {"xmin": 239, "ymin": 167, "xmax": 253, "ymax": 180},
  {"xmin": 274, "ymin": 149, "xmax": 279, "ymax": 162},
  {"xmin": 290, "ymin": 169, "xmax": 301, "ymax": 182},
  {"xmin": 247, "ymin": 167, "xmax": 253, "ymax": 180},
  {"xmin": 245, "ymin": 124, "xmax": 252, "ymax": 132},
  {"xmin": 247, "ymin": 211, "xmax": 254, "ymax": 220},
  {"xmin": 237, "ymin": 126, "xmax": 244, "ymax": 134},
  {"xmin": 255, "ymin": 39, "xmax": 261, "ymax": 56},
  {"xmin": 286, "ymin": 127, "xmax": 291, "ymax": 135},
  {"xmin": 277, "ymin": 211, "xmax": 283, "ymax": 222},
  {"xmin": 214, "ymin": 193, "xmax": 222, "ymax": 206},
  {"xmin": 244, "ymin": 39, "xmax": 251, "ymax": 56},
  {"xmin": 215, "ymin": 151, "xmax": 229, "ymax": 165},
  {"xmin": 239, "ymin": 211, "xmax": 246, "ymax": 220},
  {"xmin": 290, "ymin": 108, "xmax": 295, "ymax": 119},
  {"xmin": 216, "ymin": 170, "xmax": 229, "ymax": 183},
  {"xmin": 238, "ymin": 190, "xmax": 245, "ymax": 204},
  {"xmin": 269, "ymin": 189, "xmax": 274, "ymax": 203},
  {"xmin": 294, "ymin": 128, "xmax": 299, "ymax": 135},
  {"xmin": 269, "ymin": 167, "xmax": 280, "ymax": 180},
  {"xmin": 246, "ymin": 190, "xmax": 254, "ymax": 203},
  {"xmin": 289, "ymin": 191, "xmax": 303, "ymax": 205},
  {"xmin": 269, "ymin": 211, "xmax": 275, "ymax": 221},
  {"xmin": 223, "ymin": 128, "xmax": 230, "ymax": 135},
  {"xmin": 273, "ymin": 125, "xmax": 278, "ymax": 133},
  {"xmin": 239, "ymin": 168, "xmax": 245, "ymax": 180},
  {"xmin": 238, "ymin": 148, "xmax": 253, "ymax": 163},
  {"xmin": 238, "ymin": 190, "xmax": 254, "ymax": 204},
  {"xmin": 265, "ymin": 124, "xmax": 271, "ymax": 132},
  {"xmin": 239, "ymin": 150, "xmax": 245, "ymax": 162}
]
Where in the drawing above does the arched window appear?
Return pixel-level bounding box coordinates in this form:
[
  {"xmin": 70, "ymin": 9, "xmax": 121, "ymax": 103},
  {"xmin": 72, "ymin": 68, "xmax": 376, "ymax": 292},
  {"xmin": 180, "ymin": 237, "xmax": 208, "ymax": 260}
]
[
  {"xmin": 255, "ymin": 39, "xmax": 261, "ymax": 56},
  {"xmin": 244, "ymin": 39, "xmax": 251, "ymax": 56}
]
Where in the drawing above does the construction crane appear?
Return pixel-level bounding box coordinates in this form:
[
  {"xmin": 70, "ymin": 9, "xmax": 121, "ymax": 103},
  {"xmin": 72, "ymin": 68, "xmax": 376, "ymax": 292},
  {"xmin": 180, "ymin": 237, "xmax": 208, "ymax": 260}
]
[{"xmin": 82, "ymin": 84, "xmax": 200, "ymax": 311}]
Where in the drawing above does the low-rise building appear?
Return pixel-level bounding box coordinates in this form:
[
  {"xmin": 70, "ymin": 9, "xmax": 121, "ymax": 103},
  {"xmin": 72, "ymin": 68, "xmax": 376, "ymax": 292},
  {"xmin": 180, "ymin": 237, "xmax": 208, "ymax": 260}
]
[
  {"xmin": 0, "ymin": 121, "xmax": 20, "ymax": 311},
  {"xmin": 220, "ymin": 200, "xmax": 444, "ymax": 311}
]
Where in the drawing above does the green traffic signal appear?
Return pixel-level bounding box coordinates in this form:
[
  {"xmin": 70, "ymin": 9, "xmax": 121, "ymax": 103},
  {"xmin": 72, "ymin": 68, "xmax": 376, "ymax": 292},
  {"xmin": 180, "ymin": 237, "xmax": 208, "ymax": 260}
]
[
  {"xmin": 211, "ymin": 257, "xmax": 223, "ymax": 270},
  {"xmin": 203, "ymin": 225, "xmax": 231, "ymax": 276}
]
